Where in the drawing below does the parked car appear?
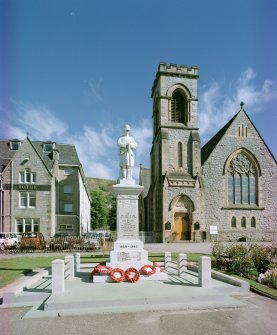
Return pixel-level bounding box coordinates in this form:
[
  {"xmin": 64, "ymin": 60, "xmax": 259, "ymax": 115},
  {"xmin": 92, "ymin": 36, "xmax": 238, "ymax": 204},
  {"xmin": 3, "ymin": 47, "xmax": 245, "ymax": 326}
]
[
  {"xmin": 84, "ymin": 232, "xmax": 100, "ymax": 250},
  {"xmin": 50, "ymin": 232, "xmax": 70, "ymax": 250},
  {"xmin": 0, "ymin": 232, "xmax": 19, "ymax": 250},
  {"xmin": 20, "ymin": 232, "xmax": 46, "ymax": 249}
]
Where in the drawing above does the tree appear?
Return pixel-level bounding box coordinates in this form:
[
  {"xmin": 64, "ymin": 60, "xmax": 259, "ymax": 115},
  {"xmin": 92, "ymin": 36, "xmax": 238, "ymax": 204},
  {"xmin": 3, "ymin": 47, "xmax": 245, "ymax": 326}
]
[
  {"xmin": 90, "ymin": 191, "xmax": 109, "ymax": 230},
  {"xmin": 108, "ymin": 197, "xmax": 117, "ymax": 231}
]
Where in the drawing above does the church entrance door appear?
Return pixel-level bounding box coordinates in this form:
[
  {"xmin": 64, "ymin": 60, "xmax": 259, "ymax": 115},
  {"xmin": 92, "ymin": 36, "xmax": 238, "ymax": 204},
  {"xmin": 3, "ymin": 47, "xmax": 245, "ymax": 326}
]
[{"xmin": 174, "ymin": 213, "xmax": 190, "ymax": 241}]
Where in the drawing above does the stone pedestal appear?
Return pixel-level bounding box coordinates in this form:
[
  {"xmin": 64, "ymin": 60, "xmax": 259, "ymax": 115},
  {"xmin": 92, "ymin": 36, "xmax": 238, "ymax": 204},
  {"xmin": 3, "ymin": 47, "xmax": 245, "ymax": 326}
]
[
  {"xmin": 94, "ymin": 180, "xmax": 168, "ymax": 282},
  {"xmin": 106, "ymin": 182, "xmax": 152, "ymax": 270}
]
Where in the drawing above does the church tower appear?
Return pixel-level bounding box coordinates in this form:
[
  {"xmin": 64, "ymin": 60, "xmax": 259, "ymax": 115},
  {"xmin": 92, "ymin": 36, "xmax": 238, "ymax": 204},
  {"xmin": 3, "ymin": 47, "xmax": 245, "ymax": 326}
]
[{"xmin": 148, "ymin": 63, "xmax": 202, "ymax": 242}]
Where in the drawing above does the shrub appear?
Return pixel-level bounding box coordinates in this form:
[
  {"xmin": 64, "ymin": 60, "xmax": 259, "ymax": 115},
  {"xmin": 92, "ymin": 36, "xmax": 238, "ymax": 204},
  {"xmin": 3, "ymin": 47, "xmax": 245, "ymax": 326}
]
[
  {"xmin": 212, "ymin": 242, "xmax": 228, "ymax": 270},
  {"xmin": 225, "ymin": 244, "xmax": 257, "ymax": 278},
  {"xmin": 212, "ymin": 242, "xmax": 277, "ymax": 280},
  {"xmin": 248, "ymin": 244, "xmax": 276, "ymax": 274},
  {"xmin": 258, "ymin": 268, "xmax": 277, "ymax": 289}
]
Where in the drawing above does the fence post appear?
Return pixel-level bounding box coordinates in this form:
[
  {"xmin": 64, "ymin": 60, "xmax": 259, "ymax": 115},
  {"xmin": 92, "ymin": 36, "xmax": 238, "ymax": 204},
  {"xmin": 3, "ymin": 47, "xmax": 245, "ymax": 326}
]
[
  {"xmin": 164, "ymin": 251, "xmax": 171, "ymax": 272},
  {"xmin": 52, "ymin": 259, "xmax": 64, "ymax": 294},
  {"xmin": 178, "ymin": 253, "xmax": 187, "ymax": 277},
  {"xmin": 65, "ymin": 255, "xmax": 75, "ymax": 279},
  {"xmin": 198, "ymin": 256, "xmax": 211, "ymax": 287},
  {"xmin": 74, "ymin": 252, "xmax": 81, "ymax": 272}
]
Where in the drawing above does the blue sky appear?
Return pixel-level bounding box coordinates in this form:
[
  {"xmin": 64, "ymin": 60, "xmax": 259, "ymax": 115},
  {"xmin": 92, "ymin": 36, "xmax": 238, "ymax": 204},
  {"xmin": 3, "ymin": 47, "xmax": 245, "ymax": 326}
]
[{"xmin": 1, "ymin": 0, "xmax": 276, "ymax": 180}]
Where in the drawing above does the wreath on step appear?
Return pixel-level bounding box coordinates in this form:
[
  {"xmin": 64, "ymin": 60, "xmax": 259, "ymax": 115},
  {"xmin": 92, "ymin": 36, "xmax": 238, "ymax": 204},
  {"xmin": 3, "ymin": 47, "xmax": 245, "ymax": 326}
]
[
  {"xmin": 140, "ymin": 264, "xmax": 156, "ymax": 276},
  {"xmin": 125, "ymin": 267, "xmax": 140, "ymax": 283},
  {"xmin": 110, "ymin": 268, "xmax": 125, "ymax": 283},
  {"xmin": 91, "ymin": 263, "xmax": 112, "ymax": 278}
]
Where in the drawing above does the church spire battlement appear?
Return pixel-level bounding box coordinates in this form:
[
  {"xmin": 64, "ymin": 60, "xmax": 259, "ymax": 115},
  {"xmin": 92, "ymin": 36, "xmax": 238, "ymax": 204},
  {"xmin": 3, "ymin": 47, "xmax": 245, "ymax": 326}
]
[
  {"xmin": 158, "ymin": 62, "xmax": 199, "ymax": 75},
  {"xmin": 152, "ymin": 62, "xmax": 199, "ymax": 97}
]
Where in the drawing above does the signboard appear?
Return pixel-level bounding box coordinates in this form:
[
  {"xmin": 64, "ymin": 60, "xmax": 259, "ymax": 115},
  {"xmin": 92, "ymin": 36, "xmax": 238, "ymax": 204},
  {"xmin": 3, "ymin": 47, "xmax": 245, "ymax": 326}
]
[{"xmin": 210, "ymin": 225, "xmax": 218, "ymax": 235}]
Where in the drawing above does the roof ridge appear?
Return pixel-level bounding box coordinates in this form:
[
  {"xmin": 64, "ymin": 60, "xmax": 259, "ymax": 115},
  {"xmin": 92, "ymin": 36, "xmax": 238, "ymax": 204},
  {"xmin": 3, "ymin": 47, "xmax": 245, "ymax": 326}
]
[{"xmin": 201, "ymin": 111, "xmax": 239, "ymax": 165}]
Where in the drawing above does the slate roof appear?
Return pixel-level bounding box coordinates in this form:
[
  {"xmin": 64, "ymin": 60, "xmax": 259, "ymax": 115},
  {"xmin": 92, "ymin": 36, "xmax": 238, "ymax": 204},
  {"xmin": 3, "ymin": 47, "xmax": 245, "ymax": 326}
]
[
  {"xmin": 32, "ymin": 141, "xmax": 81, "ymax": 170},
  {"xmin": 0, "ymin": 139, "xmax": 81, "ymax": 174},
  {"xmin": 201, "ymin": 112, "xmax": 239, "ymax": 165},
  {"xmin": 0, "ymin": 140, "xmax": 17, "ymax": 172},
  {"xmin": 55, "ymin": 143, "xmax": 81, "ymax": 165},
  {"xmin": 139, "ymin": 167, "xmax": 151, "ymax": 197}
]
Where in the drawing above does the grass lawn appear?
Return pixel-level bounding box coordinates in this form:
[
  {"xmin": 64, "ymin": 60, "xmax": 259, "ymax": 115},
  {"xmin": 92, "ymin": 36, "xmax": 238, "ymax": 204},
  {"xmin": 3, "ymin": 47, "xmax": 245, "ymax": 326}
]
[
  {"xmin": 232, "ymin": 274, "xmax": 277, "ymax": 299},
  {"xmin": 0, "ymin": 256, "xmax": 59, "ymax": 288}
]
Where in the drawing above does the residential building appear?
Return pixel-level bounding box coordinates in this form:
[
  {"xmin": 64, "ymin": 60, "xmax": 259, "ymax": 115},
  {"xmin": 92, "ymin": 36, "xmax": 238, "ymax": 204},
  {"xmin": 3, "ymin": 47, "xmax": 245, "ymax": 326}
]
[{"xmin": 0, "ymin": 137, "xmax": 91, "ymax": 237}]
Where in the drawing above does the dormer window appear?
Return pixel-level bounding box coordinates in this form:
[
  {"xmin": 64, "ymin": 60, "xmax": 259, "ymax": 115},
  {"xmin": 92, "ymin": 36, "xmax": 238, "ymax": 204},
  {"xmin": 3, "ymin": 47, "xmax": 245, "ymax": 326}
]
[
  {"xmin": 10, "ymin": 140, "xmax": 21, "ymax": 150},
  {"xmin": 43, "ymin": 142, "xmax": 55, "ymax": 152}
]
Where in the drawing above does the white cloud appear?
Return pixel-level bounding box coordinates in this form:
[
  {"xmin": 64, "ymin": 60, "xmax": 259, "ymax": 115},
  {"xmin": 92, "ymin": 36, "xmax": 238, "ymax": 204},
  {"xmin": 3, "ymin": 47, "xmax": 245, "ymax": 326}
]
[
  {"xmin": 4, "ymin": 67, "xmax": 274, "ymax": 179},
  {"xmin": 68, "ymin": 124, "xmax": 118, "ymax": 179},
  {"xmin": 83, "ymin": 79, "xmax": 104, "ymax": 105},
  {"xmin": 2, "ymin": 101, "xmax": 151, "ymax": 180},
  {"xmin": 199, "ymin": 68, "xmax": 277, "ymax": 144},
  {"xmin": 132, "ymin": 119, "xmax": 152, "ymax": 160},
  {"xmin": 8, "ymin": 100, "xmax": 68, "ymax": 140}
]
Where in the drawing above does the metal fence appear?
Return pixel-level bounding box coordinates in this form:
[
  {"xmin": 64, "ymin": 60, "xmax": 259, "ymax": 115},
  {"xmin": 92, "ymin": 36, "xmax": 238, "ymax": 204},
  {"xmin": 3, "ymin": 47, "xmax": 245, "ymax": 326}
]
[{"xmin": 1, "ymin": 236, "xmax": 114, "ymax": 254}]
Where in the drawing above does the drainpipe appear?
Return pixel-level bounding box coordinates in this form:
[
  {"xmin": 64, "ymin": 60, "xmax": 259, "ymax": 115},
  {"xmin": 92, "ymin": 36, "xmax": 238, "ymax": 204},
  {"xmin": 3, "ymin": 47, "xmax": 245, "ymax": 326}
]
[
  {"xmin": 0, "ymin": 173, "xmax": 3, "ymax": 231},
  {"xmin": 10, "ymin": 160, "xmax": 13, "ymax": 232}
]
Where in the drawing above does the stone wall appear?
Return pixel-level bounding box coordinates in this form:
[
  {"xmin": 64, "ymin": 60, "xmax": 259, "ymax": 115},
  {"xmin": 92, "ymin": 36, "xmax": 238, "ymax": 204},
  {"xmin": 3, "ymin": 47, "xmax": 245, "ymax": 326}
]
[
  {"xmin": 12, "ymin": 139, "xmax": 53, "ymax": 237},
  {"xmin": 201, "ymin": 110, "xmax": 277, "ymax": 242}
]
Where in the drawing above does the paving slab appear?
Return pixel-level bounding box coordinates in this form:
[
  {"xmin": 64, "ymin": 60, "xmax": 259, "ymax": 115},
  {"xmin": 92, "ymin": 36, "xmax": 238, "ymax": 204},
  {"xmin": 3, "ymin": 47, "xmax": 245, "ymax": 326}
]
[
  {"xmin": 27, "ymin": 269, "xmax": 248, "ymax": 318},
  {"xmin": 0, "ymin": 261, "xmax": 250, "ymax": 319}
]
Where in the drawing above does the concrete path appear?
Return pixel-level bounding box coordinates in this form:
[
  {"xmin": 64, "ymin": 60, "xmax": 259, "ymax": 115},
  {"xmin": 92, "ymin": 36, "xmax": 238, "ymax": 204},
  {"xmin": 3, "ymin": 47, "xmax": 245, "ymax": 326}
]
[
  {"xmin": 1, "ymin": 259, "xmax": 249, "ymax": 319},
  {"xmin": 0, "ymin": 254, "xmax": 276, "ymax": 334}
]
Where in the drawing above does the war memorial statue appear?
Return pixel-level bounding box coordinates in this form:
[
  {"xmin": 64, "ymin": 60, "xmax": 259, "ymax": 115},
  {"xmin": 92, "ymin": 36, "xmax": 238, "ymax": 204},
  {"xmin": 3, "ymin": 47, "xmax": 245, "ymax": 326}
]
[{"xmin": 117, "ymin": 124, "xmax": 137, "ymax": 181}]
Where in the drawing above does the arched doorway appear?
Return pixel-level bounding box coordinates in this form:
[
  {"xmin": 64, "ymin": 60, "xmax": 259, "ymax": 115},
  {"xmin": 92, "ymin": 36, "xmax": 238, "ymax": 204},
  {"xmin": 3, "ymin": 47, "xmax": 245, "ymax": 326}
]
[
  {"xmin": 174, "ymin": 212, "xmax": 190, "ymax": 240},
  {"xmin": 170, "ymin": 195, "xmax": 194, "ymax": 241}
]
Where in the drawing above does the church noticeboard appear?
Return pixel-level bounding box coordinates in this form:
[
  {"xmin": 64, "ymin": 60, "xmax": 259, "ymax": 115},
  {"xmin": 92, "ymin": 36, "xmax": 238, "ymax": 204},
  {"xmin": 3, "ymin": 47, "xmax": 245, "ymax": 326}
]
[{"xmin": 210, "ymin": 225, "xmax": 218, "ymax": 235}]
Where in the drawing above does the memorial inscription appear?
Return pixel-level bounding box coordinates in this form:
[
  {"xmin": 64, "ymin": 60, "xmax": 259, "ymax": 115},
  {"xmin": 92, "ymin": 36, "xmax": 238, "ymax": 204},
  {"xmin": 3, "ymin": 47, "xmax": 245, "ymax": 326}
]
[
  {"xmin": 117, "ymin": 252, "xmax": 142, "ymax": 262},
  {"xmin": 118, "ymin": 199, "xmax": 138, "ymax": 240}
]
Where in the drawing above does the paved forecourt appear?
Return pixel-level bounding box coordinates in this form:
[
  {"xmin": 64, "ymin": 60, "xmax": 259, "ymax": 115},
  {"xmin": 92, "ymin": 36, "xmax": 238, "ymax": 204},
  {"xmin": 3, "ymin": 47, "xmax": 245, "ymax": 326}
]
[{"xmin": 1, "ymin": 258, "xmax": 250, "ymax": 319}]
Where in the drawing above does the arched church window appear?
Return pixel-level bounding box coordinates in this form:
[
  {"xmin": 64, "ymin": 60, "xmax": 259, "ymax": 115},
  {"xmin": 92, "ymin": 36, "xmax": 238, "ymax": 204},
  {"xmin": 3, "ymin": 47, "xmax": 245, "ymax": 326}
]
[
  {"xmin": 241, "ymin": 216, "xmax": 246, "ymax": 228},
  {"xmin": 227, "ymin": 152, "xmax": 258, "ymax": 205},
  {"xmin": 251, "ymin": 217, "xmax": 256, "ymax": 228},
  {"xmin": 231, "ymin": 216, "xmax": 237, "ymax": 227},
  {"xmin": 178, "ymin": 142, "xmax": 183, "ymax": 167},
  {"xmin": 171, "ymin": 90, "xmax": 188, "ymax": 124},
  {"xmin": 153, "ymin": 98, "xmax": 159, "ymax": 134}
]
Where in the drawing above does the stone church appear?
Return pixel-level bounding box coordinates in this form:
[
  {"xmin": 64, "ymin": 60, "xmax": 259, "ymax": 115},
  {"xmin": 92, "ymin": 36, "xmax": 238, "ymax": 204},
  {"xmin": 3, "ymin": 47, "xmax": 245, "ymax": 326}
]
[{"xmin": 139, "ymin": 63, "xmax": 277, "ymax": 243}]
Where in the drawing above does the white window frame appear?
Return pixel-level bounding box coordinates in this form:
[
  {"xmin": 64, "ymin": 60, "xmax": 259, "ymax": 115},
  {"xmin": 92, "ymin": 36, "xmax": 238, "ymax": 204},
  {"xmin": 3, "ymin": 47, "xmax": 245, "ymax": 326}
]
[
  {"xmin": 64, "ymin": 204, "xmax": 73, "ymax": 213},
  {"xmin": 16, "ymin": 218, "xmax": 40, "ymax": 233},
  {"xmin": 19, "ymin": 169, "xmax": 36, "ymax": 184},
  {"xmin": 60, "ymin": 224, "xmax": 73, "ymax": 230},
  {"xmin": 64, "ymin": 168, "xmax": 74, "ymax": 175},
  {"xmin": 43, "ymin": 143, "xmax": 54, "ymax": 152},
  {"xmin": 19, "ymin": 191, "xmax": 36, "ymax": 208},
  {"xmin": 64, "ymin": 185, "xmax": 73, "ymax": 194},
  {"xmin": 10, "ymin": 141, "xmax": 21, "ymax": 150}
]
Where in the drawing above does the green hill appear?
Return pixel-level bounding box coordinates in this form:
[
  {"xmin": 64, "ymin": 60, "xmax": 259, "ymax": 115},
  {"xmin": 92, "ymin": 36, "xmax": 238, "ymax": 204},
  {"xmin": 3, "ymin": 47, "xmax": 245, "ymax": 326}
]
[{"xmin": 86, "ymin": 177, "xmax": 116, "ymax": 195}]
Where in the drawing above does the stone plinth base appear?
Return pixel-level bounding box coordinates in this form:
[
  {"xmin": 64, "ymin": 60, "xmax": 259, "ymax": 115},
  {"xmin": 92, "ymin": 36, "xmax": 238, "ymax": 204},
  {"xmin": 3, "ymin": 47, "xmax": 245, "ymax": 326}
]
[{"xmin": 107, "ymin": 240, "xmax": 152, "ymax": 270}]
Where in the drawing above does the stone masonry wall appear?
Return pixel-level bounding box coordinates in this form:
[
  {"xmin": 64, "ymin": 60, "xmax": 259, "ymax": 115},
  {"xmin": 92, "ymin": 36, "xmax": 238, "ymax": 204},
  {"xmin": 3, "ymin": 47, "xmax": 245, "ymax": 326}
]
[
  {"xmin": 12, "ymin": 139, "xmax": 53, "ymax": 238},
  {"xmin": 201, "ymin": 111, "xmax": 277, "ymax": 242}
]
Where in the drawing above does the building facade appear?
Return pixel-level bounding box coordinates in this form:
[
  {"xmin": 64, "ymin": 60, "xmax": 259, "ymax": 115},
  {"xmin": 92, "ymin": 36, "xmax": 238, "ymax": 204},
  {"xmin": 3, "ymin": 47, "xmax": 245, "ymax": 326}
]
[
  {"xmin": 0, "ymin": 137, "xmax": 91, "ymax": 238},
  {"xmin": 141, "ymin": 63, "xmax": 277, "ymax": 242}
]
